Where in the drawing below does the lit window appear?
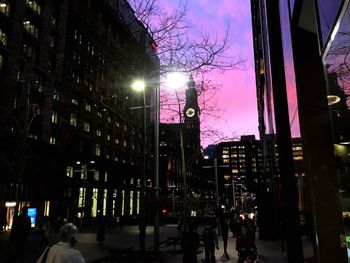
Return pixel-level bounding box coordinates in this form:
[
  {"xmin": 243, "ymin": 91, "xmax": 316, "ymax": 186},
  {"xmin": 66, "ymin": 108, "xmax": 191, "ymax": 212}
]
[
  {"xmin": 0, "ymin": 29, "xmax": 7, "ymax": 46},
  {"xmin": 94, "ymin": 171, "xmax": 99, "ymax": 181},
  {"xmin": 53, "ymin": 90, "xmax": 60, "ymax": 101},
  {"xmin": 0, "ymin": 1, "xmax": 10, "ymax": 15},
  {"xmin": 66, "ymin": 166, "xmax": 73, "ymax": 178},
  {"xmin": 124, "ymin": 125, "xmax": 127, "ymax": 131},
  {"xmin": 107, "ymin": 134, "xmax": 111, "ymax": 141},
  {"xmin": 95, "ymin": 144, "xmax": 100, "ymax": 156},
  {"xmin": 26, "ymin": 0, "xmax": 41, "ymax": 15},
  {"xmin": 70, "ymin": 114, "xmax": 77, "ymax": 126},
  {"xmin": 85, "ymin": 104, "xmax": 91, "ymax": 112},
  {"xmin": 84, "ymin": 122, "xmax": 90, "ymax": 132},
  {"xmin": 51, "ymin": 111, "xmax": 58, "ymax": 124},
  {"xmin": 96, "ymin": 129, "xmax": 101, "ymax": 136},
  {"xmin": 123, "ymin": 139, "xmax": 127, "ymax": 147},
  {"xmin": 104, "ymin": 172, "xmax": 107, "ymax": 182},
  {"xmin": 97, "ymin": 112, "xmax": 102, "ymax": 118},
  {"xmin": 115, "ymin": 138, "xmax": 119, "ymax": 144},
  {"xmin": 23, "ymin": 20, "xmax": 39, "ymax": 38},
  {"xmin": 71, "ymin": 98, "xmax": 78, "ymax": 105},
  {"xmin": 116, "ymin": 121, "xmax": 120, "ymax": 127},
  {"xmin": 49, "ymin": 137, "xmax": 56, "ymax": 145},
  {"xmin": 107, "ymin": 117, "xmax": 111, "ymax": 123},
  {"xmin": 49, "ymin": 35, "xmax": 55, "ymax": 48}
]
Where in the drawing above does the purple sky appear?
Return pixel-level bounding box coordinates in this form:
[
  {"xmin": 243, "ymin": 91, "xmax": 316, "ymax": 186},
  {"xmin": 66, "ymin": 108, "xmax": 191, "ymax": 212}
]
[{"xmin": 161, "ymin": 1, "xmax": 258, "ymax": 147}]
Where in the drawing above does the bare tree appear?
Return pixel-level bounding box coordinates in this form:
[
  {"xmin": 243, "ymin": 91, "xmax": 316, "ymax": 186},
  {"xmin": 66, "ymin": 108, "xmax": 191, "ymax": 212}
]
[{"xmin": 129, "ymin": 0, "xmax": 245, "ymax": 75}]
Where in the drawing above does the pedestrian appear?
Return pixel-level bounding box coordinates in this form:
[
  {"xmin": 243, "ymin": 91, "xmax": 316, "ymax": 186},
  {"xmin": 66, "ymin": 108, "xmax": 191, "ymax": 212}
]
[
  {"xmin": 11, "ymin": 206, "xmax": 32, "ymax": 263},
  {"xmin": 181, "ymin": 223, "xmax": 200, "ymax": 262},
  {"xmin": 201, "ymin": 222, "xmax": 219, "ymax": 263},
  {"xmin": 96, "ymin": 213, "xmax": 106, "ymax": 244},
  {"xmin": 36, "ymin": 223, "xmax": 85, "ymax": 263},
  {"xmin": 220, "ymin": 212, "xmax": 229, "ymax": 258},
  {"xmin": 41, "ymin": 216, "xmax": 51, "ymax": 248}
]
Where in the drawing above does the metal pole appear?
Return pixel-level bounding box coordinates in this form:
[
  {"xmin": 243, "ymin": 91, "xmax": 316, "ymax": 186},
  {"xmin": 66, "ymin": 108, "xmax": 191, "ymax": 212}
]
[
  {"xmin": 214, "ymin": 157, "xmax": 219, "ymax": 206},
  {"xmin": 179, "ymin": 129, "xmax": 187, "ymax": 231},
  {"xmin": 139, "ymin": 88, "xmax": 147, "ymax": 251},
  {"xmin": 232, "ymin": 177, "xmax": 236, "ymax": 209},
  {"xmin": 172, "ymin": 188, "xmax": 175, "ymax": 216},
  {"xmin": 154, "ymin": 82, "xmax": 160, "ymax": 261}
]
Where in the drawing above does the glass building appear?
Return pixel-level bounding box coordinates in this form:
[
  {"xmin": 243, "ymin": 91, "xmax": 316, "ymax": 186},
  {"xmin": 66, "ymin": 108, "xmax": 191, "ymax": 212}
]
[{"xmin": 251, "ymin": 0, "xmax": 350, "ymax": 261}]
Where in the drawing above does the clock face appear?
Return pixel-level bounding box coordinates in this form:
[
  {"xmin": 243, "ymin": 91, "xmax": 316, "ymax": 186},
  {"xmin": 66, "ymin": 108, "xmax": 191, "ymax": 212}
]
[{"xmin": 186, "ymin": 108, "xmax": 196, "ymax": 117}]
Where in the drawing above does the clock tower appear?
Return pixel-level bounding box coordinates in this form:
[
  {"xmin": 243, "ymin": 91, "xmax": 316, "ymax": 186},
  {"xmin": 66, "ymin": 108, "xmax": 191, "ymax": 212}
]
[
  {"xmin": 183, "ymin": 74, "xmax": 201, "ymax": 155},
  {"xmin": 184, "ymin": 75, "xmax": 200, "ymax": 123}
]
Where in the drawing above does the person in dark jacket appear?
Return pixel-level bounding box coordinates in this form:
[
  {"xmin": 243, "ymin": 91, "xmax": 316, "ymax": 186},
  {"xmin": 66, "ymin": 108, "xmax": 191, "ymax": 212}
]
[
  {"xmin": 181, "ymin": 223, "xmax": 200, "ymax": 262},
  {"xmin": 202, "ymin": 223, "xmax": 219, "ymax": 263},
  {"xmin": 11, "ymin": 207, "xmax": 31, "ymax": 263}
]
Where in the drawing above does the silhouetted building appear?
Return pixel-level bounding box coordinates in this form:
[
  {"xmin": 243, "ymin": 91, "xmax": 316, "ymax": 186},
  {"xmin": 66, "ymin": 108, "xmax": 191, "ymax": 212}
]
[
  {"xmin": 251, "ymin": 0, "xmax": 348, "ymax": 261},
  {"xmin": 0, "ymin": 0, "xmax": 158, "ymax": 227},
  {"xmin": 159, "ymin": 76, "xmax": 202, "ymax": 215}
]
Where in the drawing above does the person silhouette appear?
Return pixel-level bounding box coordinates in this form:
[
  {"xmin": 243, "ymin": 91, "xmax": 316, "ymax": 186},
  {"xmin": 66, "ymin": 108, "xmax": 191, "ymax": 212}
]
[{"xmin": 11, "ymin": 207, "xmax": 31, "ymax": 263}]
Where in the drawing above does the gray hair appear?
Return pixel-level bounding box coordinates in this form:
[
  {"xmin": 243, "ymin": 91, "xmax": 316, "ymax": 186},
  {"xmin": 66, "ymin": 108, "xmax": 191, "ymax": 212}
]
[{"xmin": 59, "ymin": 223, "xmax": 78, "ymax": 242}]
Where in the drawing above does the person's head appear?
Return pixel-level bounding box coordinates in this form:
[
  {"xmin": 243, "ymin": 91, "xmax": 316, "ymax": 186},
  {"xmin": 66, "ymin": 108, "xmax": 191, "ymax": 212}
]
[{"xmin": 59, "ymin": 223, "xmax": 78, "ymax": 245}]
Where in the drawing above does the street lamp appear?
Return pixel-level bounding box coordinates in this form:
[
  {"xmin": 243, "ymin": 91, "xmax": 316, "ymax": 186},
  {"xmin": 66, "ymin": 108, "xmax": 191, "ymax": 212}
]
[
  {"xmin": 131, "ymin": 80, "xmax": 147, "ymax": 252},
  {"xmin": 131, "ymin": 72, "xmax": 187, "ymax": 259}
]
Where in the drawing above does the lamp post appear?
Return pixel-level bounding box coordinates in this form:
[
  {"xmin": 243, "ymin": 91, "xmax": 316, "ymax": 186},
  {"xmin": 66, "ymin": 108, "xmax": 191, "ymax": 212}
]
[
  {"xmin": 131, "ymin": 80, "xmax": 147, "ymax": 252},
  {"xmin": 132, "ymin": 72, "xmax": 186, "ymax": 261}
]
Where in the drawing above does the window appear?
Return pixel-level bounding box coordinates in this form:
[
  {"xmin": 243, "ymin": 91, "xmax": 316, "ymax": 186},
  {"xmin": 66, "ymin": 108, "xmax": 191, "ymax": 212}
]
[
  {"xmin": 96, "ymin": 129, "xmax": 101, "ymax": 136},
  {"xmin": 66, "ymin": 166, "xmax": 73, "ymax": 178},
  {"xmin": 123, "ymin": 139, "xmax": 127, "ymax": 147},
  {"xmin": 0, "ymin": 29, "xmax": 7, "ymax": 46},
  {"xmin": 49, "ymin": 137, "xmax": 56, "ymax": 145},
  {"xmin": 0, "ymin": 1, "xmax": 10, "ymax": 15},
  {"xmin": 49, "ymin": 35, "xmax": 55, "ymax": 48},
  {"xmin": 115, "ymin": 138, "xmax": 119, "ymax": 144},
  {"xmin": 85, "ymin": 103, "xmax": 91, "ymax": 112},
  {"xmin": 51, "ymin": 111, "xmax": 58, "ymax": 124},
  {"xmin": 23, "ymin": 20, "xmax": 38, "ymax": 38},
  {"xmin": 71, "ymin": 98, "xmax": 78, "ymax": 105},
  {"xmin": 53, "ymin": 90, "xmax": 60, "ymax": 101},
  {"xmin": 84, "ymin": 122, "xmax": 90, "ymax": 132},
  {"xmin": 97, "ymin": 112, "xmax": 102, "ymax": 118},
  {"xmin": 70, "ymin": 114, "xmax": 77, "ymax": 126},
  {"xmin": 23, "ymin": 44, "xmax": 36, "ymax": 62},
  {"xmin": 26, "ymin": 0, "xmax": 41, "ymax": 15},
  {"xmin": 107, "ymin": 134, "xmax": 111, "ymax": 141},
  {"xmin": 95, "ymin": 144, "xmax": 100, "ymax": 156},
  {"xmin": 94, "ymin": 171, "xmax": 99, "ymax": 181}
]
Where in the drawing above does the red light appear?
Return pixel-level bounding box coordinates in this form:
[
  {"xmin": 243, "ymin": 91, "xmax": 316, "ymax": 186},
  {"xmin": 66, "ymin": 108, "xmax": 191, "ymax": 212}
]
[{"xmin": 162, "ymin": 208, "xmax": 167, "ymax": 214}]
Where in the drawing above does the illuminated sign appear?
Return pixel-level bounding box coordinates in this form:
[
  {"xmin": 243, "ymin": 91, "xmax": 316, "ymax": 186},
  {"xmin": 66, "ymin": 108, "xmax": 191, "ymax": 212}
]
[{"xmin": 27, "ymin": 208, "xmax": 37, "ymax": 227}]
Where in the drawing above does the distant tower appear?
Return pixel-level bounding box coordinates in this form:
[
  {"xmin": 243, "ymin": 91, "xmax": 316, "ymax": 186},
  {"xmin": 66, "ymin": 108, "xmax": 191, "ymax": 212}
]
[
  {"xmin": 183, "ymin": 75, "xmax": 201, "ymax": 148},
  {"xmin": 182, "ymin": 76, "xmax": 201, "ymax": 194}
]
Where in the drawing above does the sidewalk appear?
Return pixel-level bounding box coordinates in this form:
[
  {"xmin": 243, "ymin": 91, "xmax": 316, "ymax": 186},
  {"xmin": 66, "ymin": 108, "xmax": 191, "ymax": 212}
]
[{"xmin": 0, "ymin": 224, "xmax": 314, "ymax": 262}]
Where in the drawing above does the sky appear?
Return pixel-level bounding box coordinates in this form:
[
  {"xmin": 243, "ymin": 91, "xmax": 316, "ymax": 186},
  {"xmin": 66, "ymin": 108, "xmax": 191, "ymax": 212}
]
[{"xmin": 161, "ymin": 1, "xmax": 258, "ymax": 147}]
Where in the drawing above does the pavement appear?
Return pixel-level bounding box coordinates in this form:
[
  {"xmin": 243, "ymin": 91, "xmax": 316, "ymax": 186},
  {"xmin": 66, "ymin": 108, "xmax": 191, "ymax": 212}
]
[{"xmin": 0, "ymin": 224, "xmax": 315, "ymax": 262}]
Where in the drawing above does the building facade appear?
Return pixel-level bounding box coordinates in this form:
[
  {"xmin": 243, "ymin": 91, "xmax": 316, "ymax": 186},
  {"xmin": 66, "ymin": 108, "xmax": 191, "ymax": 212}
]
[
  {"xmin": 159, "ymin": 76, "xmax": 203, "ymax": 216},
  {"xmin": 215, "ymin": 136, "xmax": 263, "ymax": 212},
  {"xmin": 251, "ymin": 0, "xmax": 349, "ymax": 261},
  {"xmin": 0, "ymin": 0, "xmax": 158, "ymax": 227}
]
